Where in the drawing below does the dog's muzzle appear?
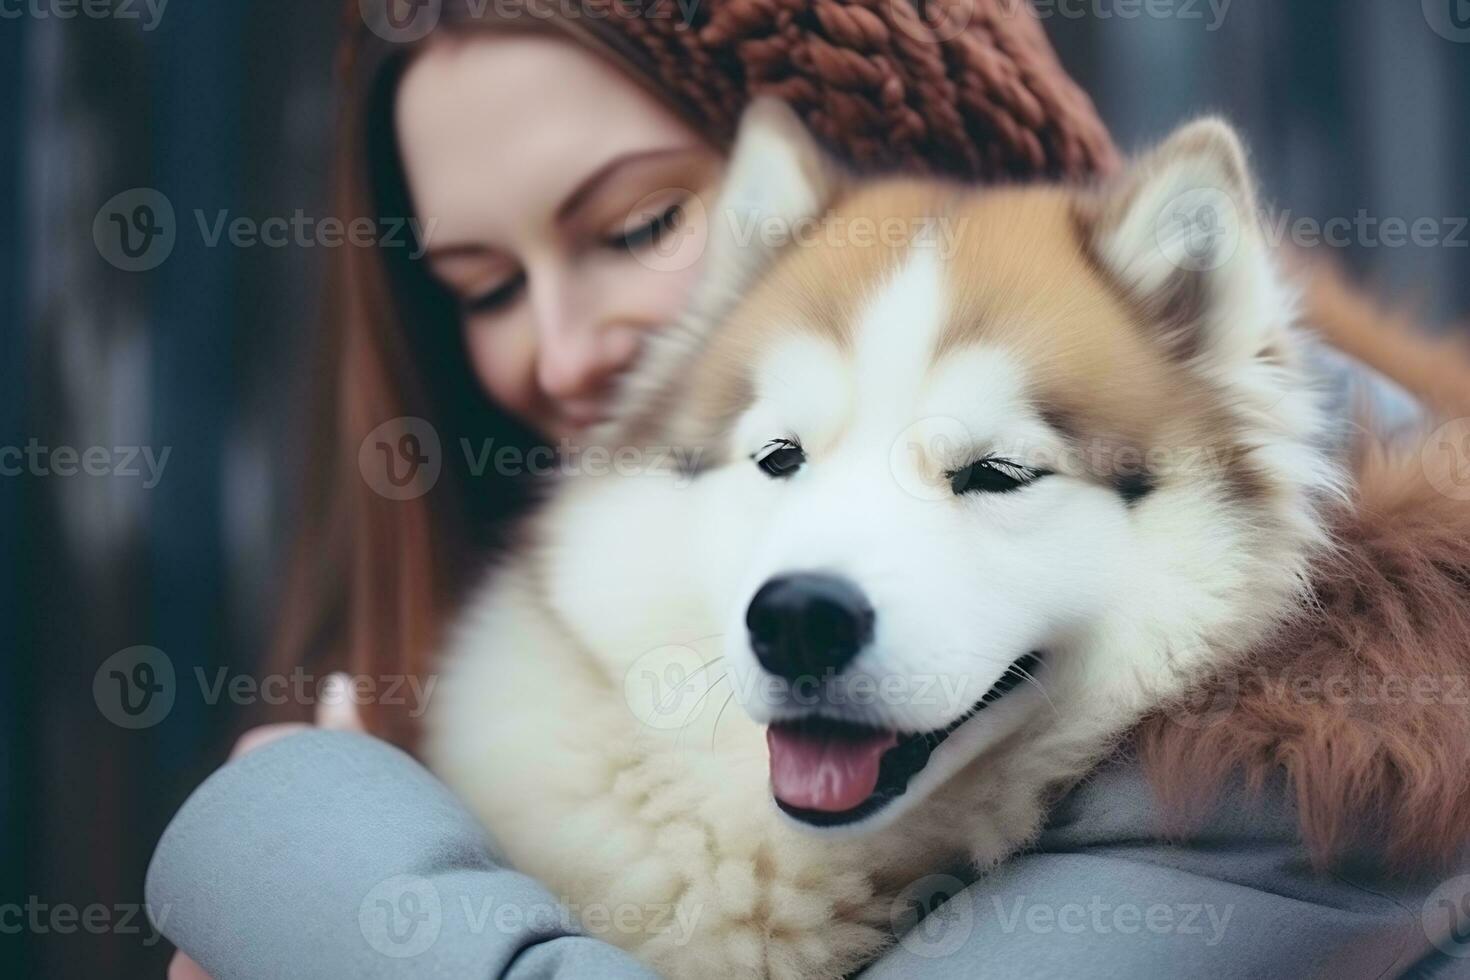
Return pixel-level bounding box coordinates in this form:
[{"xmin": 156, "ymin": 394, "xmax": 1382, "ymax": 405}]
[{"xmin": 744, "ymin": 571, "xmax": 1042, "ymax": 829}]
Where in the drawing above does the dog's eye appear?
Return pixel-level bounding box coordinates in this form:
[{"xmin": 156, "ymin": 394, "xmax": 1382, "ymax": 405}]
[
  {"xmin": 754, "ymin": 439, "xmax": 804, "ymax": 479},
  {"xmin": 949, "ymin": 457, "xmax": 1047, "ymax": 495}
]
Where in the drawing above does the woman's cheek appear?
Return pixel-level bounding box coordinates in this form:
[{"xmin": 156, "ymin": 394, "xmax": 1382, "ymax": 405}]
[
  {"xmin": 618, "ymin": 196, "xmax": 711, "ymax": 321},
  {"xmin": 626, "ymin": 245, "xmax": 707, "ymax": 331},
  {"xmin": 463, "ymin": 314, "xmax": 547, "ymax": 429}
]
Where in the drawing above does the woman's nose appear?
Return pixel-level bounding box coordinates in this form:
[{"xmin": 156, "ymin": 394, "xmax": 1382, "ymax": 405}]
[
  {"xmin": 536, "ymin": 329, "xmax": 639, "ymax": 403},
  {"xmin": 529, "ymin": 277, "xmax": 642, "ymax": 403}
]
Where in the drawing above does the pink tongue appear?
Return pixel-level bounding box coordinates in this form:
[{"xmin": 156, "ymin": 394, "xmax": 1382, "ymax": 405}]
[{"xmin": 767, "ymin": 724, "xmax": 899, "ymax": 812}]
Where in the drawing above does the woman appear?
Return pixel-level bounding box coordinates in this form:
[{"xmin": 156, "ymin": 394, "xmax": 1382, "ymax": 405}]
[{"xmin": 152, "ymin": 1, "xmax": 1448, "ymax": 977}]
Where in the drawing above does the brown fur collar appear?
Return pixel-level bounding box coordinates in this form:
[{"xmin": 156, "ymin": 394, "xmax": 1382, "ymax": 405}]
[{"xmin": 1134, "ymin": 433, "xmax": 1470, "ymax": 871}]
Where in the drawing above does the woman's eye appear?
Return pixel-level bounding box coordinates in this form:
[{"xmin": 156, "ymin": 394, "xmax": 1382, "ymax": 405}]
[
  {"xmin": 753, "ymin": 439, "xmax": 804, "ymax": 479},
  {"xmin": 606, "ymin": 201, "xmax": 684, "ymax": 252},
  {"xmin": 461, "ymin": 272, "xmax": 525, "ymax": 316},
  {"xmin": 949, "ymin": 458, "xmax": 1048, "ymax": 495}
]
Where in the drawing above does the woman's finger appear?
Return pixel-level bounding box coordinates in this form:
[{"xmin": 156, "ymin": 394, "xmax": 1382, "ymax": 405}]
[
  {"xmin": 168, "ymin": 951, "xmax": 212, "ymax": 980},
  {"xmin": 315, "ymin": 672, "xmax": 365, "ymax": 731}
]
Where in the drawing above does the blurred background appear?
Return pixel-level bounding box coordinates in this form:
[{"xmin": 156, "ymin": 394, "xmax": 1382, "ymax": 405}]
[{"xmin": 3, "ymin": 1, "xmax": 1468, "ymax": 976}]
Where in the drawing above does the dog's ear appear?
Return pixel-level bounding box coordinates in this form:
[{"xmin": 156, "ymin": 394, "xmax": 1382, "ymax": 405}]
[
  {"xmin": 1082, "ymin": 117, "xmax": 1287, "ymax": 367},
  {"xmin": 597, "ymin": 98, "xmax": 845, "ymax": 449},
  {"xmin": 686, "ymin": 95, "xmax": 846, "ymax": 321}
]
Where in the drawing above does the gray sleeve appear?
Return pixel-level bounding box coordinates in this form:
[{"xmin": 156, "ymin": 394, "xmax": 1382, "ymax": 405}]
[
  {"xmin": 1307, "ymin": 339, "xmax": 1426, "ymax": 451},
  {"xmin": 860, "ymin": 759, "xmax": 1467, "ymax": 980},
  {"xmin": 144, "ymin": 730, "xmax": 659, "ymax": 980}
]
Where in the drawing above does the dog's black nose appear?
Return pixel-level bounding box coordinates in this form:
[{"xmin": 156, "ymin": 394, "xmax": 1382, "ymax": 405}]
[{"xmin": 745, "ymin": 574, "xmax": 874, "ymax": 682}]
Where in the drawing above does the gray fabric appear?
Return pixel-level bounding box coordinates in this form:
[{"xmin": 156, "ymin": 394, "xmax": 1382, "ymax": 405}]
[
  {"xmin": 1308, "ymin": 338, "xmax": 1426, "ymax": 452},
  {"xmin": 147, "ymin": 731, "xmax": 1470, "ymax": 980},
  {"xmin": 145, "ymin": 730, "xmax": 659, "ymax": 980},
  {"xmin": 860, "ymin": 759, "xmax": 1470, "ymax": 979}
]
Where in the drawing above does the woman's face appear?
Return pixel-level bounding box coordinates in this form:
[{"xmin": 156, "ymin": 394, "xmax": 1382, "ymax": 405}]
[{"xmin": 396, "ymin": 32, "xmax": 724, "ymax": 441}]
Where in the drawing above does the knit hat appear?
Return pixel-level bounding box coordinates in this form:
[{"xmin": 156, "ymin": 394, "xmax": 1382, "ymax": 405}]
[{"xmin": 345, "ymin": 0, "xmax": 1119, "ymax": 181}]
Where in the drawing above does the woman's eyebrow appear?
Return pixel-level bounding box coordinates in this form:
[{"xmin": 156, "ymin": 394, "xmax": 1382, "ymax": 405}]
[{"xmin": 555, "ymin": 145, "xmax": 701, "ymax": 223}]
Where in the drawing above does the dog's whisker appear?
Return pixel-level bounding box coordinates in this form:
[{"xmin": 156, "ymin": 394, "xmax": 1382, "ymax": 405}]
[
  {"xmin": 672, "ymin": 670, "xmax": 730, "ymax": 753},
  {"xmin": 710, "ymin": 691, "xmax": 738, "ymax": 750},
  {"xmin": 650, "ymin": 655, "xmax": 725, "ymax": 718},
  {"xmin": 1011, "ymin": 665, "xmax": 1058, "ymax": 718},
  {"xmin": 681, "ymin": 668, "xmax": 728, "ymax": 721}
]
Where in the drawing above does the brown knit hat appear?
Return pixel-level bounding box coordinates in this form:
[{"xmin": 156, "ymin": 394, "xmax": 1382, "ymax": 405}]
[{"xmin": 346, "ymin": 0, "xmax": 1118, "ymax": 181}]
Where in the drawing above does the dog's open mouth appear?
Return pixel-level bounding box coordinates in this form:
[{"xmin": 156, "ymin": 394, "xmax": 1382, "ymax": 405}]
[{"xmin": 766, "ymin": 652, "xmax": 1042, "ymax": 827}]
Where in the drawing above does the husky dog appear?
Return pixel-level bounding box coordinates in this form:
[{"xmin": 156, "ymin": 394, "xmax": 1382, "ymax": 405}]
[{"xmin": 425, "ymin": 101, "xmax": 1464, "ymax": 978}]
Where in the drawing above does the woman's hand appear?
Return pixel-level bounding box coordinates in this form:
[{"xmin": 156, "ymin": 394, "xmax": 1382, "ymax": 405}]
[{"xmin": 166, "ymin": 674, "xmax": 364, "ymax": 980}]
